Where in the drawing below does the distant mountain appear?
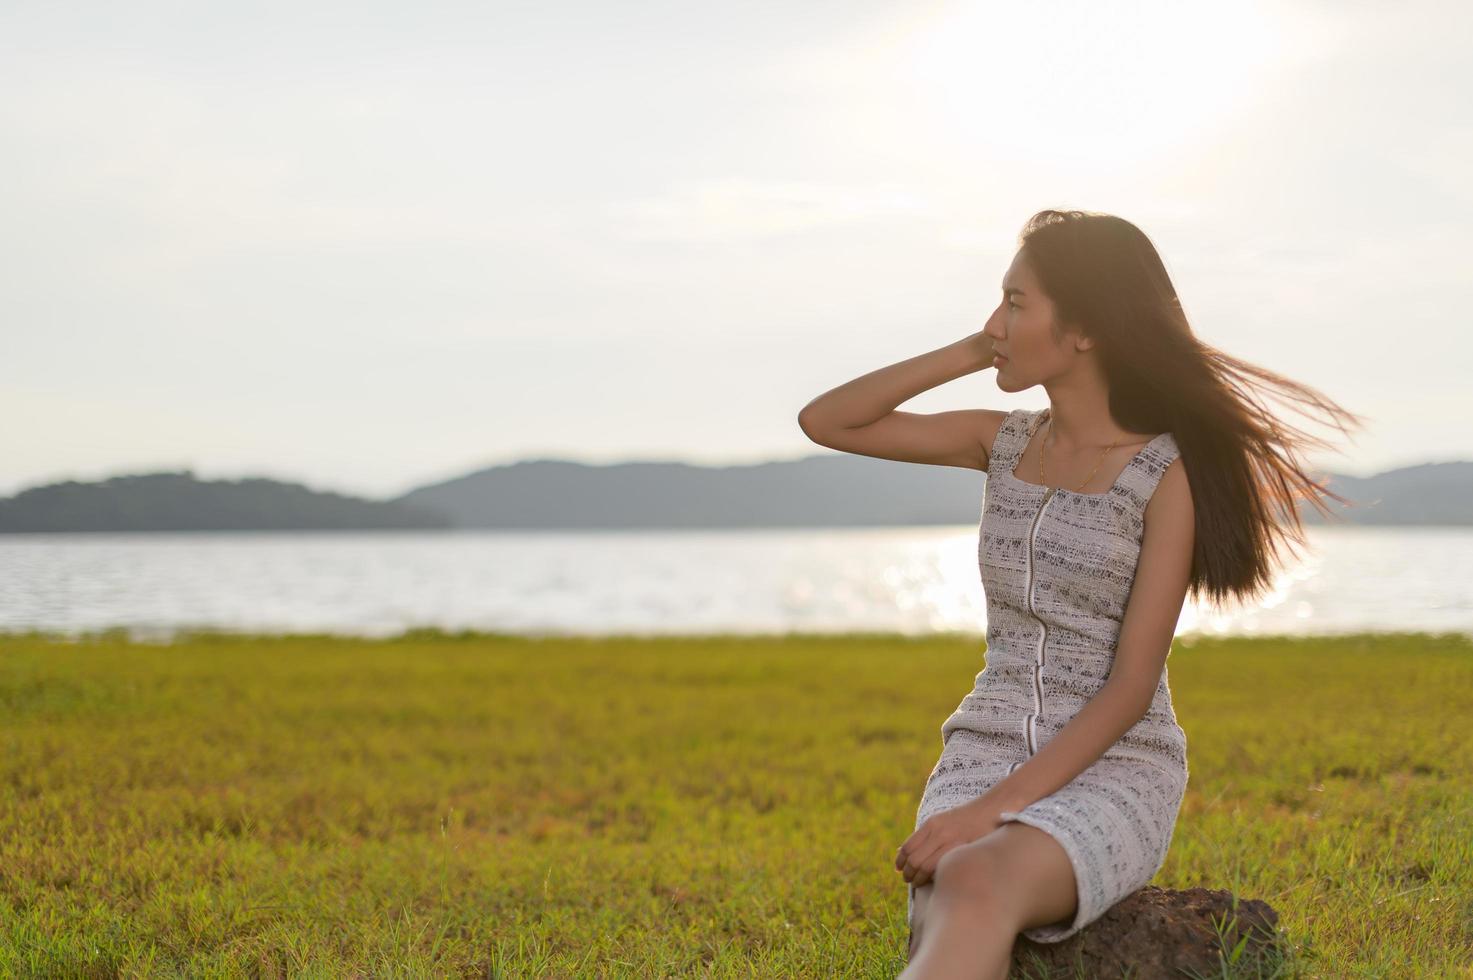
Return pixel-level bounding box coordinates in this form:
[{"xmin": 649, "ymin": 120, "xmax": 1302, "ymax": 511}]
[
  {"xmin": 392, "ymin": 456, "xmax": 989, "ymax": 529},
  {"xmin": 3, "ymin": 457, "xmax": 1470, "ymax": 534},
  {"xmin": 0, "ymin": 470, "xmax": 451, "ymax": 533},
  {"xmin": 389, "ymin": 455, "xmax": 1473, "ymax": 529},
  {"xmin": 1294, "ymin": 461, "xmax": 1473, "ymax": 526}
]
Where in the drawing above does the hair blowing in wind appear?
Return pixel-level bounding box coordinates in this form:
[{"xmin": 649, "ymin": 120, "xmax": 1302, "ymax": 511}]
[{"xmin": 1016, "ymin": 209, "xmax": 1367, "ymax": 610}]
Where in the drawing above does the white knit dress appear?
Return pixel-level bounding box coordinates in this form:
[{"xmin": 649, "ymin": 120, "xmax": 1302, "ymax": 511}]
[{"xmin": 908, "ymin": 407, "xmax": 1190, "ymax": 944}]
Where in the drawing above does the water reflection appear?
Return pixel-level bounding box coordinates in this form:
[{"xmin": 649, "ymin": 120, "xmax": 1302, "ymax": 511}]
[{"xmin": 0, "ymin": 525, "xmax": 1468, "ymax": 641}]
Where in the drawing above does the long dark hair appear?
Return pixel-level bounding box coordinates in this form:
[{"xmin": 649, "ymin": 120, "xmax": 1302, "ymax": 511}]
[{"xmin": 1017, "ymin": 208, "xmax": 1366, "ymax": 609}]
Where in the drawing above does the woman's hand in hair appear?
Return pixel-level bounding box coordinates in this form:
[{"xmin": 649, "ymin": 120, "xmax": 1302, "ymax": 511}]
[{"xmin": 965, "ymin": 331, "xmax": 998, "ymax": 369}]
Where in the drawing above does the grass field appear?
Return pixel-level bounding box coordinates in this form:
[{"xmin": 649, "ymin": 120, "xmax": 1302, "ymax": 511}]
[{"xmin": 1, "ymin": 629, "xmax": 1470, "ymax": 978}]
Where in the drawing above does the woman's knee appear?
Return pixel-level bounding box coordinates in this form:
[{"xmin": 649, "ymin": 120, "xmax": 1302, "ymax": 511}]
[{"xmin": 932, "ymin": 842, "xmax": 1011, "ymax": 911}]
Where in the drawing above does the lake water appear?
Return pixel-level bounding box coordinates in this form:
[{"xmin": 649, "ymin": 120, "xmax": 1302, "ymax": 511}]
[{"xmin": 1, "ymin": 526, "xmax": 1470, "ymax": 642}]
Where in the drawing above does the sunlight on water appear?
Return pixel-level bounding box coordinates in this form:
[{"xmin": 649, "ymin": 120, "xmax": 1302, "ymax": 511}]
[{"xmin": 0, "ymin": 525, "xmax": 1469, "ymax": 641}]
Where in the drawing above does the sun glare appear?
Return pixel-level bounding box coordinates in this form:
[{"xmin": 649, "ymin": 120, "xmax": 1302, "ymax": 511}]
[{"xmin": 893, "ymin": 0, "xmax": 1303, "ymax": 172}]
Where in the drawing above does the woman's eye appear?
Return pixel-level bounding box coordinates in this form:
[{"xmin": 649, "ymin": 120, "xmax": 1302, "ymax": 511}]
[{"xmin": 1006, "ymin": 301, "xmax": 1020, "ymax": 311}]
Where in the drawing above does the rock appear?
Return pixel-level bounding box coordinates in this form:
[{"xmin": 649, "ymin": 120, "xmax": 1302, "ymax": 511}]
[{"xmin": 1008, "ymin": 885, "xmax": 1289, "ymax": 979}]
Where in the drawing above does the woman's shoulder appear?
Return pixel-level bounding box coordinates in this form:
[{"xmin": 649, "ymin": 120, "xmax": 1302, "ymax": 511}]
[
  {"xmin": 1149, "ymin": 430, "xmax": 1180, "ymax": 462},
  {"xmin": 1142, "ymin": 450, "xmax": 1194, "ymax": 535},
  {"xmin": 984, "ymin": 409, "xmax": 1036, "ymax": 470},
  {"xmin": 1116, "ymin": 430, "xmax": 1182, "ymax": 507}
]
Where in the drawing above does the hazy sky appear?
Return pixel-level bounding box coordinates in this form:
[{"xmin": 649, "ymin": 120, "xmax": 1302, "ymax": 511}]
[{"xmin": 4, "ymin": 0, "xmax": 1469, "ymax": 500}]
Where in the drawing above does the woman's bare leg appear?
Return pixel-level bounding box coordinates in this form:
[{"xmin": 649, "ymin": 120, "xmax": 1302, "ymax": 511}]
[
  {"xmin": 907, "ymin": 882, "xmax": 933, "ymax": 962},
  {"xmin": 898, "ymin": 822, "xmax": 1077, "ymax": 980}
]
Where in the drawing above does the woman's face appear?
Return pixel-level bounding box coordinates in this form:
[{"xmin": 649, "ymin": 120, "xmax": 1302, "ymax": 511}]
[{"xmin": 982, "ymin": 251, "xmax": 1092, "ymax": 392}]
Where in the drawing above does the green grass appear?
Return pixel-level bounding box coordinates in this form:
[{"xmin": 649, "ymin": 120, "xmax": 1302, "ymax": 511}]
[{"xmin": 1, "ymin": 628, "xmax": 1470, "ymax": 978}]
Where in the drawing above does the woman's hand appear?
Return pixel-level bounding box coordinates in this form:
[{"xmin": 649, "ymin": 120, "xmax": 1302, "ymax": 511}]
[
  {"xmin": 895, "ymin": 796, "xmax": 1012, "ymax": 888},
  {"xmin": 965, "ymin": 331, "xmax": 998, "ymax": 370}
]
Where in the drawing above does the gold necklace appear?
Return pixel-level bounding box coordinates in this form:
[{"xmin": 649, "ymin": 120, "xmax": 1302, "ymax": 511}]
[{"xmin": 1040, "ymin": 414, "xmax": 1119, "ymax": 492}]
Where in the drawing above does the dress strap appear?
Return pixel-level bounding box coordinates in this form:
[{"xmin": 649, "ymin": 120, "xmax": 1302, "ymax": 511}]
[
  {"xmin": 1117, "ymin": 432, "xmax": 1181, "ymax": 506},
  {"xmin": 985, "ymin": 409, "xmax": 1044, "ymax": 477}
]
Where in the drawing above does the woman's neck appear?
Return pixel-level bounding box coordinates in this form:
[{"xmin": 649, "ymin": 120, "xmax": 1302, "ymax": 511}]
[{"xmin": 1042, "ymin": 402, "xmax": 1152, "ymax": 452}]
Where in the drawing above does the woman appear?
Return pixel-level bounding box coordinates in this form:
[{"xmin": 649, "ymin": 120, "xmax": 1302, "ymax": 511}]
[{"xmin": 797, "ymin": 209, "xmax": 1362, "ymax": 978}]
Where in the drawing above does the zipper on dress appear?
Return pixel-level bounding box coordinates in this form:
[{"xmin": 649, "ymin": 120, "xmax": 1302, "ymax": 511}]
[{"xmin": 1022, "ymin": 486, "xmax": 1057, "ymax": 761}]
